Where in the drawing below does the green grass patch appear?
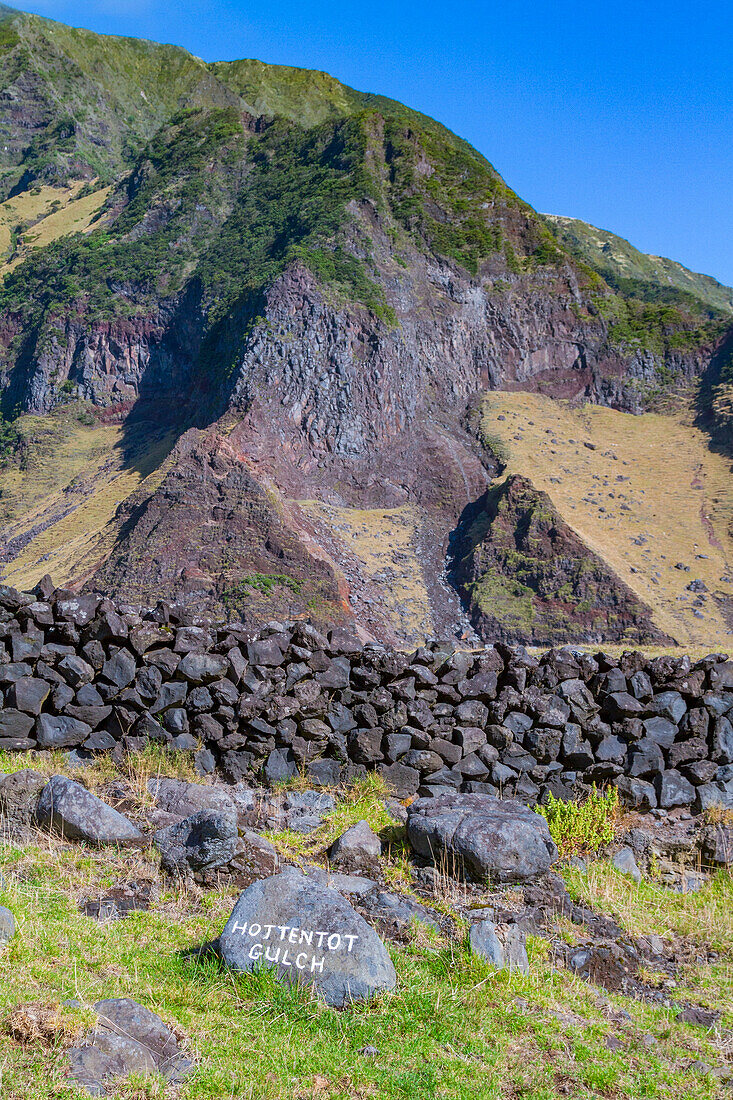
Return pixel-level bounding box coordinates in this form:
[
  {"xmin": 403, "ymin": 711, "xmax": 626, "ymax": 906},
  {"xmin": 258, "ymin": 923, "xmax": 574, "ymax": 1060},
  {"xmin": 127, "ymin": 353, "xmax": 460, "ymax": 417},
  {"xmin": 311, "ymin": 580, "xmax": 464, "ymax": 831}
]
[{"xmin": 0, "ymin": 839, "xmax": 727, "ymax": 1098}]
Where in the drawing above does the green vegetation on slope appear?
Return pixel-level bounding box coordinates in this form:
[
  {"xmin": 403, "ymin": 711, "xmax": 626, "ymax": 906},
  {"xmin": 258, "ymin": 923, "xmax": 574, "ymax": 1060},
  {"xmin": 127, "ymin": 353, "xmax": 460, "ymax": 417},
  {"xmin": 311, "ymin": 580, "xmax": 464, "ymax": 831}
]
[
  {"xmin": 383, "ymin": 118, "xmax": 564, "ymax": 275},
  {"xmin": 546, "ymin": 214, "xmax": 733, "ymax": 319}
]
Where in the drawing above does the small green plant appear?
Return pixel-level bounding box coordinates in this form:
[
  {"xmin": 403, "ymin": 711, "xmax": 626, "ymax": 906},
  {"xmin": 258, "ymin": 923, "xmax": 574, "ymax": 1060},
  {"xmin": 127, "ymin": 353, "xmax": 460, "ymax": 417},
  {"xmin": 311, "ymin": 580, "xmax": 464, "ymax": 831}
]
[
  {"xmin": 536, "ymin": 786, "xmax": 619, "ymax": 858},
  {"xmin": 222, "ymin": 573, "xmax": 304, "ymax": 606},
  {"xmin": 479, "ymin": 430, "xmax": 511, "ymax": 466}
]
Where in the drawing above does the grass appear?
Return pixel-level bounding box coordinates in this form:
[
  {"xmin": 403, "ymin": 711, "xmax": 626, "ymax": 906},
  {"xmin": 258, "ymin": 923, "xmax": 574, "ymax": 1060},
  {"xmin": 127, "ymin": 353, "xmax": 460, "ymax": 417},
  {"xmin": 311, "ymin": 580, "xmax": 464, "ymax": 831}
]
[
  {"xmin": 0, "ymin": 837, "xmax": 730, "ymax": 1099},
  {"xmin": 0, "ymin": 405, "xmax": 177, "ymax": 591},
  {"xmin": 0, "ymin": 182, "xmax": 108, "ymax": 276},
  {"xmin": 0, "ymin": 760, "xmax": 730, "ymax": 1097},
  {"xmin": 479, "ymin": 391, "xmax": 733, "ymax": 651},
  {"xmin": 297, "ymin": 501, "xmax": 434, "ymax": 644},
  {"xmin": 264, "ymin": 773, "xmax": 398, "ymax": 863},
  {"xmin": 0, "ymin": 744, "xmax": 202, "ymax": 802}
]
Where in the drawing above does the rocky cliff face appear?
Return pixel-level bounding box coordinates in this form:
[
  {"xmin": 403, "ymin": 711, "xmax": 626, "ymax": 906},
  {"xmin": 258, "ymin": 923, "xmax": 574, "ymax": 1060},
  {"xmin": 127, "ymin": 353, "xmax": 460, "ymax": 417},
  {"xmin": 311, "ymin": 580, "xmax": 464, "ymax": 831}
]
[
  {"xmin": 454, "ymin": 475, "xmax": 672, "ymax": 646},
  {"xmin": 0, "ymin": 8, "xmax": 730, "ymax": 646}
]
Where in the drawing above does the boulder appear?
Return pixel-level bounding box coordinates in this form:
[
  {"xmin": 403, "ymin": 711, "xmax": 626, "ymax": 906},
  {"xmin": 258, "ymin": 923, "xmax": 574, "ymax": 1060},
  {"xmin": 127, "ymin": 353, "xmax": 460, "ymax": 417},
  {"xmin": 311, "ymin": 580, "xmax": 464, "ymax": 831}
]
[
  {"xmin": 280, "ymin": 789, "xmax": 335, "ymax": 834},
  {"xmin": 328, "ymin": 821, "xmax": 381, "ymax": 866},
  {"xmin": 406, "ymin": 793, "xmax": 557, "ymax": 883},
  {"xmin": 177, "ymin": 652, "xmax": 228, "ymax": 684},
  {"xmin": 6, "ymin": 677, "xmax": 50, "ymax": 715},
  {"xmin": 0, "ymin": 769, "xmax": 47, "ymax": 825},
  {"xmin": 68, "ymin": 997, "xmax": 191, "ymax": 1097},
  {"xmin": 36, "ymin": 776, "xmax": 145, "ymax": 846},
  {"xmin": 647, "ymin": 691, "xmax": 687, "ymax": 724},
  {"xmin": 378, "ymin": 762, "xmax": 420, "ymax": 798},
  {"xmin": 616, "ymin": 776, "xmax": 657, "ymax": 810},
  {"xmin": 147, "ymin": 777, "xmax": 241, "ymax": 821},
  {"xmin": 655, "ymin": 770, "xmax": 695, "ymax": 809},
  {"xmin": 359, "ymin": 887, "xmax": 439, "ymax": 932},
  {"xmin": 0, "ymin": 709, "xmax": 35, "ymax": 741},
  {"xmin": 153, "ymin": 810, "xmax": 277, "ymax": 885},
  {"xmin": 35, "ymin": 714, "xmax": 92, "ymax": 749},
  {"xmin": 219, "ymin": 869, "xmax": 396, "ymax": 1007}
]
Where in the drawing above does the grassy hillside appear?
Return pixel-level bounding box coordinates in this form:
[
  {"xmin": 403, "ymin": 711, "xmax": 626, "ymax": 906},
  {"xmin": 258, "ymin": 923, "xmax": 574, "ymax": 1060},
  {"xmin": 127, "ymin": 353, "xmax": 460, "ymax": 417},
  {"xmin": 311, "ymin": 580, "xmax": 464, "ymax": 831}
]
[
  {"xmin": 0, "ymin": 402, "xmax": 176, "ymax": 591},
  {"xmin": 545, "ymin": 215, "xmax": 733, "ymax": 319},
  {"xmin": 479, "ymin": 391, "xmax": 733, "ymax": 650}
]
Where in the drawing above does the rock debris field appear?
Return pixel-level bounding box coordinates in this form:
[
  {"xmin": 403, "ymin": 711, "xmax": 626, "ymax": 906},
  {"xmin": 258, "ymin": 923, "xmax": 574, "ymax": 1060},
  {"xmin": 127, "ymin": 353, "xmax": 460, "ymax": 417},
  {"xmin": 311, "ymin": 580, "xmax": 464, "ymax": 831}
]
[{"xmin": 1, "ymin": 578, "xmax": 733, "ymax": 1094}]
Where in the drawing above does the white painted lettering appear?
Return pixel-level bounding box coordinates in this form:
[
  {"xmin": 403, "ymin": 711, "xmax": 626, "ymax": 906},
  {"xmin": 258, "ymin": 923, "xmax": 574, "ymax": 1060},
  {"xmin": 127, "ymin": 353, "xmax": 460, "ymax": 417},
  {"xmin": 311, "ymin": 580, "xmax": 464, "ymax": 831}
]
[
  {"xmin": 281, "ymin": 949, "xmax": 292, "ymax": 967},
  {"xmin": 288, "ymin": 927, "xmax": 299, "ymax": 944},
  {"xmin": 265, "ymin": 945, "xmax": 281, "ymax": 963},
  {"xmin": 315, "ymin": 930, "xmax": 328, "ymax": 947},
  {"xmin": 344, "ymin": 934, "xmax": 358, "ymax": 952},
  {"xmin": 249, "ymin": 923, "xmax": 261, "ymax": 938},
  {"xmin": 263, "ymin": 924, "xmax": 275, "ymax": 939},
  {"xmin": 310, "ymin": 955, "xmax": 325, "ymax": 974},
  {"xmin": 249, "ymin": 943, "xmax": 263, "ymax": 961},
  {"xmin": 231, "ymin": 921, "xmax": 248, "ymax": 936},
  {"xmin": 295, "ymin": 952, "xmax": 308, "ymax": 970},
  {"xmin": 327, "ymin": 933, "xmax": 341, "ymax": 951},
  {"xmin": 278, "ymin": 925, "xmax": 291, "ymax": 940},
  {"xmin": 299, "ymin": 929, "xmax": 313, "ymax": 946}
]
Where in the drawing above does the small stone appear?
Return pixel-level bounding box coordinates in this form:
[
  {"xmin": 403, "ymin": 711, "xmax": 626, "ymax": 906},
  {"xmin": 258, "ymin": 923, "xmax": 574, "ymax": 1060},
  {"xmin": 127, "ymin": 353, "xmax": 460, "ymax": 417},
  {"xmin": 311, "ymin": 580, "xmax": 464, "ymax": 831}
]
[
  {"xmin": 328, "ymin": 821, "xmax": 381, "ymax": 865},
  {"xmin": 612, "ymin": 846, "xmax": 642, "ymax": 884},
  {"xmin": 469, "ymin": 920, "xmax": 505, "ymax": 967},
  {"xmin": 0, "ymin": 905, "xmax": 16, "ymax": 946}
]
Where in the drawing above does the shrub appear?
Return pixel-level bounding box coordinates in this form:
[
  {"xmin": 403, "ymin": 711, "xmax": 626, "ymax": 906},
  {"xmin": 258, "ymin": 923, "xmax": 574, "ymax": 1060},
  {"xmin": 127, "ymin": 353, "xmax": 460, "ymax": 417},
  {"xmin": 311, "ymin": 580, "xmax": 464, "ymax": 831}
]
[{"xmin": 536, "ymin": 786, "xmax": 619, "ymax": 858}]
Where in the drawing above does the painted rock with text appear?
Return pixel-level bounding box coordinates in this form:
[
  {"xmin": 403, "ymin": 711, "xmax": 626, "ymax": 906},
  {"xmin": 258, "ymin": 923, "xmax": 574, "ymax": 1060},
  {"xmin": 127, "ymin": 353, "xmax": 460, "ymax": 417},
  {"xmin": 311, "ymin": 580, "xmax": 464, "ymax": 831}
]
[{"xmin": 219, "ymin": 868, "xmax": 396, "ymax": 1007}]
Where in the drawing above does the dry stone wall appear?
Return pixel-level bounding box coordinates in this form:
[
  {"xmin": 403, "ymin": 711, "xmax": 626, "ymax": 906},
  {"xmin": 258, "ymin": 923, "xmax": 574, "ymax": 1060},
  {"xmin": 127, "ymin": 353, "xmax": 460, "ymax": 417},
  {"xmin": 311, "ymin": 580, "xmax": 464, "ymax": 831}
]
[{"xmin": 1, "ymin": 579, "xmax": 733, "ymax": 815}]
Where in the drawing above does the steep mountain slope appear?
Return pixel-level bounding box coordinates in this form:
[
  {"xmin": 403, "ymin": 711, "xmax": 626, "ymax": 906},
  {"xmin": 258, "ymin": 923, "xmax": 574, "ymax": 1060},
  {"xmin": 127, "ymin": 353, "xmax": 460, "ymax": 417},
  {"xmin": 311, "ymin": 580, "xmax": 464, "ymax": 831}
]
[
  {"xmin": 545, "ymin": 214, "xmax": 733, "ymax": 319},
  {"xmin": 0, "ymin": 5, "xmax": 730, "ymax": 647},
  {"xmin": 454, "ymin": 473, "xmax": 672, "ymax": 646}
]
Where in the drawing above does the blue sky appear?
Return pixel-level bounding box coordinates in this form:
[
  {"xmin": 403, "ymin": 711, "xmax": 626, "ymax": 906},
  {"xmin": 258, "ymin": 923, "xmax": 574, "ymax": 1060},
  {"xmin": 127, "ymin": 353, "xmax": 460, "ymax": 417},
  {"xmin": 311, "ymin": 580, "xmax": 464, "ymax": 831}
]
[{"xmin": 16, "ymin": 0, "xmax": 733, "ymax": 285}]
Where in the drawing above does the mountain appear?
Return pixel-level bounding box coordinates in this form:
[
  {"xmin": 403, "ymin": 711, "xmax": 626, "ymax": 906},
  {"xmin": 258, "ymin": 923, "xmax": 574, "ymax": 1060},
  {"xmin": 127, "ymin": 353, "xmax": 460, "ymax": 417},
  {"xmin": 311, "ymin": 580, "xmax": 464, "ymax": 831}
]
[
  {"xmin": 0, "ymin": 4, "xmax": 731, "ymax": 648},
  {"xmin": 545, "ymin": 214, "xmax": 733, "ymax": 319}
]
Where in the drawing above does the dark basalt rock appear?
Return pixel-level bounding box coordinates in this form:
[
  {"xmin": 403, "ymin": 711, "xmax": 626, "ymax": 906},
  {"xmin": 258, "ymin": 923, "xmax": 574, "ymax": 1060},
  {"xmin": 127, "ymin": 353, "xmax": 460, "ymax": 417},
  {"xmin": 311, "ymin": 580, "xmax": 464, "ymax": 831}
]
[
  {"xmin": 219, "ymin": 869, "xmax": 396, "ymax": 1007},
  {"xmin": 406, "ymin": 792, "xmax": 557, "ymax": 883},
  {"xmin": 36, "ymin": 775, "xmax": 145, "ymax": 847},
  {"xmin": 0, "ymin": 580, "xmax": 731, "ymax": 818},
  {"xmin": 68, "ymin": 998, "xmax": 191, "ymax": 1097}
]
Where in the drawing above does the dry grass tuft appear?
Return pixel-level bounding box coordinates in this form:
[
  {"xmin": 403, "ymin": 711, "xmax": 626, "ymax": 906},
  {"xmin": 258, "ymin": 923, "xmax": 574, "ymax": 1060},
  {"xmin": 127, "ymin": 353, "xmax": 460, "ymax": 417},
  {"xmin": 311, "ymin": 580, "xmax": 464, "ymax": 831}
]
[
  {"xmin": 703, "ymin": 803, "xmax": 733, "ymax": 826},
  {"xmin": 7, "ymin": 1002, "xmax": 84, "ymax": 1047}
]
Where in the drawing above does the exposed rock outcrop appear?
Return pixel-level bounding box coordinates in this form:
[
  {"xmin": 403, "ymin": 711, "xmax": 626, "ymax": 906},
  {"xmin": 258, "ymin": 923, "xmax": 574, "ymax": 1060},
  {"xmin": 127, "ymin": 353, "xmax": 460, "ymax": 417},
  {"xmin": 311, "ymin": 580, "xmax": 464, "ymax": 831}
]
[{"xmin": 455, "ymin": 474, "xmax": 672, "ymax": 645}]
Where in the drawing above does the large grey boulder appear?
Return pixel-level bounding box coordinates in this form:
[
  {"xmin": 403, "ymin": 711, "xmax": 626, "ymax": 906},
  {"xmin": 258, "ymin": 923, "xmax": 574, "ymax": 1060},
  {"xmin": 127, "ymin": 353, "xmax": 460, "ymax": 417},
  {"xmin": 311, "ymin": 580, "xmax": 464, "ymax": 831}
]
[
  {"xmin": 219, "ymin": 869, "xmax": 396, "ymax": 1007},
  {"xmin": 153, "ymin": 810, "xmax": 277, "ymax": 885},
  {"xmin": 36, "ymin": 776, "xmax": 145, "ymax": 847},
  {"xmin": 69, "ymin": 997, "xmax": 191, "ymax": 1097},
  {"xmin": 406, "ymin": 793, "xmax": 558, "ymax": 883}
]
